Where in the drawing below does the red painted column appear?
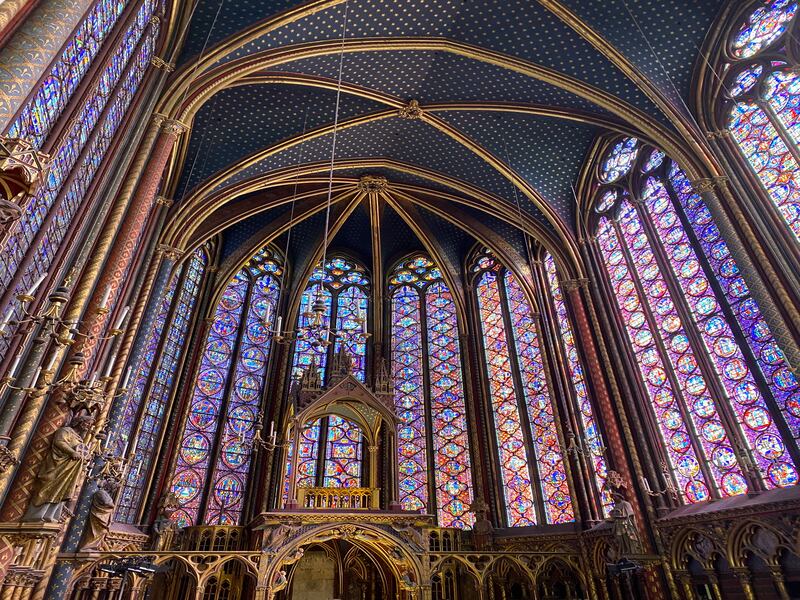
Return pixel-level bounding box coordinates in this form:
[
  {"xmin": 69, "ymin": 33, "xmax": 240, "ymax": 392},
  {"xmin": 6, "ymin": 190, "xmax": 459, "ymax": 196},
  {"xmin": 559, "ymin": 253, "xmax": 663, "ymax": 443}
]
[
  {"xmin": 77, "ymin": 117, "xmax": 186, "ymax": 367},
  {"xmin": 0, "ymin": 116, "xmax": 186, "ymax": 520},
  {"xmin": 566, "ymin": 280, "xmax": 668, "ymax": 599},
  {"xmin": 565, "ymin": 283, "xmax": 630, "ymax": 478}
]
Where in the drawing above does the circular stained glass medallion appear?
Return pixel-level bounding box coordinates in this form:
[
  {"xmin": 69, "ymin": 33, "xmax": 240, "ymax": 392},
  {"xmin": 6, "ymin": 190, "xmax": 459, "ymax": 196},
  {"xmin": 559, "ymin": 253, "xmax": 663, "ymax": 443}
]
[
  {"xmin": 180, "ymin": 434, "xmax": 209, "ymax": 465},
  {"xmin": 768, "ymin": 461, "xmax": 799, "ymax": 487},
  {"xmin": 744, "ymin": 406, "xmax": 773, "ymax": 431},
  {"xmin": 712, "ymin": 446, "xmax": 738, "ymax": 470},
  {"xmin": 601, "ymin": 137, "xmax": 639, "ymax": 183},
  {"xmin": 721, "ymin": 472, "xmax": 748, "ymax": 496},
  {"xmin": 755, "ymin": 433, "xmax": 786, "ymax": 460},
  {"xmin": 685, "ymin": 479, "xmax": 709, "ymax": 503}
]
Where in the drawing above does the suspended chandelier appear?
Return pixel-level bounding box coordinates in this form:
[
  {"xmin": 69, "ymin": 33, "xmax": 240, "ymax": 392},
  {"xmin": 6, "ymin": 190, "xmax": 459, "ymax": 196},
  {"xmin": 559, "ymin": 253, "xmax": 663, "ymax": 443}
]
[{"xmin": 271, "ymin": 0, "xmax": 369, "ymax": 352}]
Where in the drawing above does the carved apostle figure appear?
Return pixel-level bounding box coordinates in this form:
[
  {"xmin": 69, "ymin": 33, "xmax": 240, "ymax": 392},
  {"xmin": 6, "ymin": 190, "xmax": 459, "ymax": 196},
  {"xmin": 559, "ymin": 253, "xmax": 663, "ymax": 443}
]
[
  {"xmin": 79, "ymin": 476, "xmax": 118, "ymax": 551},
  {"xmin": 609, "ymin": 490, "xmax": 643, "ymax": 558},
  {"xmin": 24, "ymin": 414, "xmax": 94, "ymax": 522}
]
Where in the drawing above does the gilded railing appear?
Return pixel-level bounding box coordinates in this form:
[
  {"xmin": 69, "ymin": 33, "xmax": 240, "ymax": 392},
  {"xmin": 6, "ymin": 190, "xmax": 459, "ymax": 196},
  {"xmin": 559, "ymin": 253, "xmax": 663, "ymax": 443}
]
[{"xmin": 296, "ymin": 487, "xmax": 380, "ymax": 509}]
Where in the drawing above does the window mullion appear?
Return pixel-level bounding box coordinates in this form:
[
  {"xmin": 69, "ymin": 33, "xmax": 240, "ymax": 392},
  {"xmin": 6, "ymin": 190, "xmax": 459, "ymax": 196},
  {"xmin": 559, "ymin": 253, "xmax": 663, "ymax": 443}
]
[
  {"xmin": 419, "ymin": 284, "xmax": 439, "ymax": 521},
  {"xmin": 757, "ymin": 93, "xmax": 800, "ymax": 166},
  {"xmin": 611, "ymin": 219, "xmax": 719, "ymax": 496},
  {"xmin": 497, "ymin": 270, "xmax": 547, "ymax": 523}
]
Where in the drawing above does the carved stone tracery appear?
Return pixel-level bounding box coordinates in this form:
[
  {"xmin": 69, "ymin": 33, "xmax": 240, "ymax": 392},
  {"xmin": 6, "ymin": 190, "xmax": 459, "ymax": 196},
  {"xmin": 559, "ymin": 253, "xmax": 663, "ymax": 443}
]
[{"xmin": 0, "ymin": 136, "xmax": 48, "ymax": 230}]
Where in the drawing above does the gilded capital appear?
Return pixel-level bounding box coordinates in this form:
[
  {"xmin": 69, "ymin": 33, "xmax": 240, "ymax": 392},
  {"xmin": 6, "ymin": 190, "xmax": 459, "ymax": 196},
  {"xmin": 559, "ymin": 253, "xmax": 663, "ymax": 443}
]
[
  {"xmin": 160, "ymin": 118, "xmax": 190, "ymax": 137},
  {"xmin": 561, "ymin": 278, "xmax": 589, "ymax": 292},
  {"xmin": 398, "ymin": 99, "xmax": 423, "ymax": 120},
  {"xmin": 690, "ymin": 176, "xmax": 728, "ymax": 193},
  {"xmin": 705, "ymin": 129, "xmax": 731, "ymax": 140},
  {"xmin": 156, "ymin": 243, "xmax": 183, "ymax": 261},
  {"xmin": 150, "ymin": 56, "xmax": 175, "ymax": 73},
  {"xmin": 155, "ymin": 196, "xmax": 174, "ymax": 208}
]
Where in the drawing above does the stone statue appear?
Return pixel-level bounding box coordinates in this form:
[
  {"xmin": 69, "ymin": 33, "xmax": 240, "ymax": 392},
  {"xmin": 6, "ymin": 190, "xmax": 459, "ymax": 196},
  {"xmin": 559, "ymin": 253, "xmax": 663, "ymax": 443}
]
[
  {"xmin": 79, "ymin": 476, "xmax": 119, "ymax": 552},
  {"xmin": 609, "ymin": 490, "xmax": 643, "ymax": 558},
  {"xmin": 24, "ymin": 414, "xmax": 94, "ymax": 522},
  {"xmin": 469, "ymin": 497, "xmax": 494, "ymax": 550},
  {"xmin": 151, "ymin": 491, "xmax": 180, "ymax": 550}
]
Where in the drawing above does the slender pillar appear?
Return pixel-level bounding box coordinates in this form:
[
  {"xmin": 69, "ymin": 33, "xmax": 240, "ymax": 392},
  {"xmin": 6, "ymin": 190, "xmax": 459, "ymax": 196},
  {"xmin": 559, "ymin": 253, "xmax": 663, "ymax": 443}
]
[
  {"xmin": 0, "ymin": 115, "xmax": 187, "ymax": 521},
  {"xmin": 0, "ymin": 0, "xmax": 95, "ymax": 130},
  {"xmin": 733, "ymin": 568, "xmax": 756, "ymax": 600},
  {"xmin": 562, "ymin": 281, "xmax": 641, "ymax": 516},
  {"xmin": 697, "ymin": 181, "xmax": 800, "ymax": 374},
  {"xmin": 74, "ymin": 117, "xmax": 187, "ymax": 368},
  {"xmin": 769, "ymin": 566, "xmax": 790, "ymax": 600}
]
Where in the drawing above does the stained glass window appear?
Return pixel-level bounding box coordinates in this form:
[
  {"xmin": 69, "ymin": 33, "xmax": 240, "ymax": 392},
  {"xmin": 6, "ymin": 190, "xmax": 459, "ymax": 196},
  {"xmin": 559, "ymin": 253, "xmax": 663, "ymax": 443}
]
[
  {"xmin": 286, "ymin": 256, "xmax": 370, "ymax": 493},
  {"xmin": 721, "ymin": 1, "xmax": 800, "ymax": 245},
  {"xmin": 592, "ymin": 136, "xmax": 799, "ymax": 503},
  {"xmin": 543, "ymin": 254, "xmax": 613, "ymax": 517},
  {"xmin": 389, "ymin": 256, "xmax": 474, "ymax": 528},
  {"xmin": 0, "ymin": 0, "xmax": 160, "ymax": 358},
  {"xmin": 7, "ymin": 0, "xmax": 131, "ymax": 147},
  {"xmin": 115, "ymin": 248, "xmax": 207, "ymax": 523},
  {"xmin": 473, "ymin": 251, "xmax": 573, "ymax": 526},
  {"xmin": 170, "ymin": 247, "xmax": 283, "ymax": 527}
]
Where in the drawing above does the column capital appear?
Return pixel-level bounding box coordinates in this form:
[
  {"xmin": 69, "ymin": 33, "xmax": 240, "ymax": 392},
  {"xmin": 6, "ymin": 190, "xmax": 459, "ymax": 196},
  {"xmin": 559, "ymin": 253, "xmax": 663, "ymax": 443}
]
[
  {"xmin": 150, "ymin": 56, "xmax": 175, "ymax": 72},
  {"xmin": 561, "ymin": 278, "xmax": 589, "ymax": 292},
  {"xmin": 155, "ymin": 195, "xmax": 174, "ymax": 208},
  {"xmin": 151, "ymin": 113, "xmax": 190, "ymax": 136},
  {"xmin": 156, "ymin": 243, "xmax": 183, "ymax": 261},
  {"xmin": 689, "ymin": 176, "xmax": 728, "ymax": 193},
  {"xmin": 705, "ymin": 129, "xmax": 731, "ymax": 140}
]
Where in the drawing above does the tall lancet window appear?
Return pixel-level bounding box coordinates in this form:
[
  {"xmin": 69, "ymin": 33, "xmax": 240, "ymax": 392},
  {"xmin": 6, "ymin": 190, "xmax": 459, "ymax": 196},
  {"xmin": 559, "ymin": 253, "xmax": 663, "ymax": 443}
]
[
  {"xmin": 114, "ymin": 247, "xmax": 207, "ymax": 523},
  {"xmin": 592, "ymin": 136, "xmax": 799, "ymax": 505},
  {"xmin": 543, "ymin": 253, "xmax": 613, "ymax": 517},
  {"xmin": 0, "ymin": 0, "xmax": 162, "ymax": 303},
  {"xmin": 472, "ymin": 250, "xmax": 573, "ymax": 526},
  {"xmin": 389, "ymin": 255, "xmax": 474, "ymax": 529},
  {"xmin": 170, "ymin": 246, "xmax": 282, "ymax": 526},
  {"xmin": 289, "ymin": 257, "xmax": 369, "ymax": 491},
  {"xmin": 716, "ymin": 0, "xmax": 800, "ymax": 243}
]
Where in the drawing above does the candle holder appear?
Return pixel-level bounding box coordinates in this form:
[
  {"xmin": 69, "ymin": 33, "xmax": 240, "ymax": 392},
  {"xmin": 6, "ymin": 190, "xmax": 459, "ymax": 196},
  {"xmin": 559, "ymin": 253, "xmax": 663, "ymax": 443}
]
[
  {"xmin": 274, "ymin": 291, "xmax": 371, "ymax": 349},
  {"xmin": 640, "ymin": 462, "xmax": 679, "ymax": 500}
]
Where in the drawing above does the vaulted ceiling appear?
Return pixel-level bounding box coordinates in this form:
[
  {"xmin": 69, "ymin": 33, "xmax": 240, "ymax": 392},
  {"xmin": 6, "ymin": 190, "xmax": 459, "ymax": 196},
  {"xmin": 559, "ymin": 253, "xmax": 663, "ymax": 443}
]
[{"xmin": 159, "ymin": 0, "xmax": 728, "ymax": 273}]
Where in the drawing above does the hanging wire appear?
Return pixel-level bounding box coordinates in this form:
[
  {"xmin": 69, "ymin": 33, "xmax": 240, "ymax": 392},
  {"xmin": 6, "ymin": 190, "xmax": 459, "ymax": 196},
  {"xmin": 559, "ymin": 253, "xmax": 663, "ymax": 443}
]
[
  {"xmin": 619, "ymin": 0, "xmax": 737, "ymax": 127},
  {"xmin": 503, "ymin": 138, "xmax": 536, "ymax": 273},
  {"xmin": 279, "ymin": 101, "xmax": 312, "ymax": 309},
  {"xmin": 318, "ymin": 0, "xmax": 351, "ymax": 295}
]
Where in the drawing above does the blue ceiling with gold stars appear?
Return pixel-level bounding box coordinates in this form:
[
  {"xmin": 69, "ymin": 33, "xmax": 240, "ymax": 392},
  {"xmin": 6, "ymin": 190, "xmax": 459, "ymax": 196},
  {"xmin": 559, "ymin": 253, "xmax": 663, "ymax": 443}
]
[{"xmin": 172, "ymin": 0, "xmax": 725, "ymax": 259}]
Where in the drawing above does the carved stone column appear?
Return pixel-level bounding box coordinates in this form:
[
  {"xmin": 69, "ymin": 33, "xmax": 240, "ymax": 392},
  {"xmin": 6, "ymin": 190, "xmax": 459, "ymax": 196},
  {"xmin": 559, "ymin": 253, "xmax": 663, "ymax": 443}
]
[
  {"xmin": 732, "ymin": 567, "xmax": 756, "ymax": 600},
  {"xmin": 0, "ymin": 115, "xmax": 187, "ymax": 522},
  {"xmin": 0, "ymin": 522, "xmax": 61, "ymax": 600},
  {"xmin": 75, "ymin": 117, "xmax": 187, "ymax": 368},
  {"xmin": 675, "ymin": 572, "xmax": 696, "ymax": 600},
  {"xmin": 694, "ymin": 178, "xmax": 800, "ymax": 375},
  {"xmin": 769, "ymin": 566, "xmax": 790, "ymax": 600},
  {"xmin": 562, "ymin": 280, "xmax": 642, "ymax": 514}
]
